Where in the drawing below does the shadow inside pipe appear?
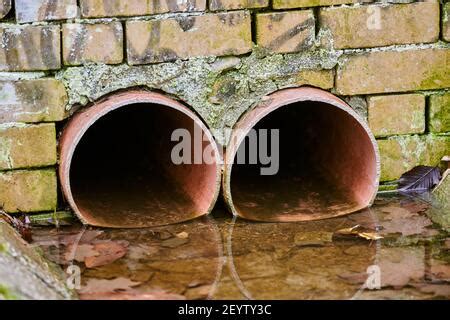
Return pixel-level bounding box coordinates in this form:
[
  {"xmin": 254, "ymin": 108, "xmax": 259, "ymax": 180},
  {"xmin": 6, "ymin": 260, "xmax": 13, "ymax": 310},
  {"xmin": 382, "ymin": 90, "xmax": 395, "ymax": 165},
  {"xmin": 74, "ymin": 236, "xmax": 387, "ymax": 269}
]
[
  {"xmin": 230, "ymin": 101, "xmax": 377, "ymax": 222},
  {"xmin": 70, "ymin": 103, "xmax": 217, "ymax": 228}
]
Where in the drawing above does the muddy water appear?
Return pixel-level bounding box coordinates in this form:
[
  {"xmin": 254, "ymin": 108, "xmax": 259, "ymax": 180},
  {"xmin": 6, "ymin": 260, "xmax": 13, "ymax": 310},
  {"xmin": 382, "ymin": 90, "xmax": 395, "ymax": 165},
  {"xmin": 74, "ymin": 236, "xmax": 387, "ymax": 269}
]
[{"xmin": 32, "ymin": 194, "xmax": 449, "ymax": 300}]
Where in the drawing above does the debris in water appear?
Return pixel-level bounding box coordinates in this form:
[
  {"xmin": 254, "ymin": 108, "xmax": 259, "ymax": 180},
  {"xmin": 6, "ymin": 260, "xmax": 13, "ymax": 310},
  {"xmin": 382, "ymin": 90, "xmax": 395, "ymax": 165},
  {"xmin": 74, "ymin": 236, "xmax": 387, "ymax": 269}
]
[
  {"xmin": 161, "ymin": 237, "xmax": 189, "ymax": 248},
  {"xmin": 398, "ymin": 166, "xmax": 441, "ymax": 192},
  {"xmin": 334, "ymin": 225, "xmax": 383, "ymax": 241},
  {"xmin": 84, "ymin": 241, "xmax": 129, "ymax": 268},
  {"xmin": 0, "ymin": 208, "xmax": 32, "ymax": 242},
  {"xmin": 79, "ymin": 277, "xmax": 141, "ymax": 295}
]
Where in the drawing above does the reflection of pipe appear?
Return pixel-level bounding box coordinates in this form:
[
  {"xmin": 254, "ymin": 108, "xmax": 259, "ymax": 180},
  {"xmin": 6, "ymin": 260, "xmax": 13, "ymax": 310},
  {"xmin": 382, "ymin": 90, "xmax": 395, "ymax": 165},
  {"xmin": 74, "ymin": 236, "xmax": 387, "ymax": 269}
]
[
  {"xmin": 59, "ymin": 90, "xmax": 221, "ymax": 228},
  {"xmin": 223, "ymin": 87, "xmax": 380, "ymax": 222}
]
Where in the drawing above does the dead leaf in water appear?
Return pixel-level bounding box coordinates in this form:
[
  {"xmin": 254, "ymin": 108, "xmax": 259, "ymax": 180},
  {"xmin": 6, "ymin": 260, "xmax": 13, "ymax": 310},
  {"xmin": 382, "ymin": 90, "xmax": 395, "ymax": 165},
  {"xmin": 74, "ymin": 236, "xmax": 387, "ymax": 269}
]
[
  {"xmin": 84, "ymin": 241, "xmax": 128, "ymax": 268},
  {"xmin": 379, "ymin": 215, "xmax": 432, "ymax": 237},
  {"xmin": 334, "ymin": 225, "xmax": 383, "ymax": 241},
  {"xmin": 79, "ymin": 277, "xmax": 141, "ymax": 294},
  {"xmin": 161, "ymin": 237, "xmax": 189, "ymax": 248},
  {"xmin": 65, "ymin": 243, "xmax": 98, "ymax": 263}
]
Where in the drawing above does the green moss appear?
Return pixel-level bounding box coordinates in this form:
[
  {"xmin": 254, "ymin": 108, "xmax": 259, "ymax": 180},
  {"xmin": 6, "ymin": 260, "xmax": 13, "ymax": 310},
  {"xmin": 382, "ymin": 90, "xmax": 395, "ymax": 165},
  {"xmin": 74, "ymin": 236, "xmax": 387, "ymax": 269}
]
[
  {"xmin": 57, "ymin": 45, "xmax": 341, "ymax": 145},
  {"xmin": 378, "ymin": 183, "xmax": 398, "ymax": 192},
  {"xmin": 0, "ymin": 284, "xmax": 19, "ymax": 300}
]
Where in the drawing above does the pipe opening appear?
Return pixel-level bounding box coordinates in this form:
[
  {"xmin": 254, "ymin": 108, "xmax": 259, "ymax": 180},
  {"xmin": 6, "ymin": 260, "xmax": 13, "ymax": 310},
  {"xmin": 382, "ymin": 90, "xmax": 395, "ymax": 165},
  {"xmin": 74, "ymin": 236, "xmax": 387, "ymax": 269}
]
[
  {"xmin": 60, "ymin": 92, "xmax": 220, "ymax": 228},
  {"xmin": 226, "ymin": 88, "xmax": 379, "ymax": 222}
]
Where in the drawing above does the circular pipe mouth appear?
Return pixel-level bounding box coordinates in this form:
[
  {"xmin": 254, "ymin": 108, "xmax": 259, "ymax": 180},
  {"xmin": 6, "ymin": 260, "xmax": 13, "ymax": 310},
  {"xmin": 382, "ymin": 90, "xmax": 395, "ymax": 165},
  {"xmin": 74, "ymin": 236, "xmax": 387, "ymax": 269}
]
[
  {"xmin": 59, "ymin": 90, "xmax": 221, "ymax": 228},
  {"xmin": 223, "ymin": 87, "xmax": 380, "ymax": 222}
]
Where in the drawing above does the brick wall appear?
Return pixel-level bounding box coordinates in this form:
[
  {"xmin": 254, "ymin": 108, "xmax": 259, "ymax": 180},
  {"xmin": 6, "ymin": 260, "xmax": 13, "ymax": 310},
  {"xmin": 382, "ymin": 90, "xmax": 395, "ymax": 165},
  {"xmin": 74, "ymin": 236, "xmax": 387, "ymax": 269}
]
[{"xmin": 0, "ymin": 0, "xmax": 449, "ymax": 214}]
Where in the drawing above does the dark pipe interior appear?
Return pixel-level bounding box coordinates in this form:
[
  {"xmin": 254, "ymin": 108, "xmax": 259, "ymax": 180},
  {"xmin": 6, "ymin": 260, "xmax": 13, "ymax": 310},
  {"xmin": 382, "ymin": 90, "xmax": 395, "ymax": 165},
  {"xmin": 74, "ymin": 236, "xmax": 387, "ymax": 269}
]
[
  {"xmin": 230, "ymin": 101, "xmax": 377, "ymax": 221},
  {"xmin": 70, "ymin": 103, "xmax": 217, "ymax": 228}
]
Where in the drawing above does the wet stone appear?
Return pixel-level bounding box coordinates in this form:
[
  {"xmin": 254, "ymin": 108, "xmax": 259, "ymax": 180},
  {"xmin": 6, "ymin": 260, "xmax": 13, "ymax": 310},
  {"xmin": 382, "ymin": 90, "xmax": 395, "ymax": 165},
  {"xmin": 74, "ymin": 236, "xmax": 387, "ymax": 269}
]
[{"xmin": 0, "ymin": 220, "xmax": 76, "ymax": 300}]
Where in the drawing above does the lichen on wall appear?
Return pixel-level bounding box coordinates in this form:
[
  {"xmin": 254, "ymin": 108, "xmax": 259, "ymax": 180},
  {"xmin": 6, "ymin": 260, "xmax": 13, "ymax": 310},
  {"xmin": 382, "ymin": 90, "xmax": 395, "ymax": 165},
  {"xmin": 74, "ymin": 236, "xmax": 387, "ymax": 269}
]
[{"xmin": 57, "ymin": 46, "xmax": 341, "ymax": 145}]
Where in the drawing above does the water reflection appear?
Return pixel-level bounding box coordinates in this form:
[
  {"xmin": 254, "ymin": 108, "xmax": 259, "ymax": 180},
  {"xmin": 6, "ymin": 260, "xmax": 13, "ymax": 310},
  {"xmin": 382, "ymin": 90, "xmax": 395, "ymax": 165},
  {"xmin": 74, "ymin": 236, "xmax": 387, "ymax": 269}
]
[
  {"xmin": 32, "ymin": 194, "xmax": 449, "ymax": 300},
  {"xmin": 33, "ymin": 217, "xmax": 224, "ymax": 300}
]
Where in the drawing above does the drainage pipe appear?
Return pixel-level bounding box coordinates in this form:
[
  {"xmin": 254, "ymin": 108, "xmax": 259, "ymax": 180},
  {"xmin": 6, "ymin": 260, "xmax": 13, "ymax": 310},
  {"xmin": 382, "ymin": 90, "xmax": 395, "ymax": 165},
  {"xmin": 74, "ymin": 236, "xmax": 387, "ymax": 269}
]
[
  {"xmin": 223, "ymin": 87, "xmax": 380, "ymax": 222},
  {"xmin": 59, "ymin": 90, "xmax": 221, "ymax": 228}
]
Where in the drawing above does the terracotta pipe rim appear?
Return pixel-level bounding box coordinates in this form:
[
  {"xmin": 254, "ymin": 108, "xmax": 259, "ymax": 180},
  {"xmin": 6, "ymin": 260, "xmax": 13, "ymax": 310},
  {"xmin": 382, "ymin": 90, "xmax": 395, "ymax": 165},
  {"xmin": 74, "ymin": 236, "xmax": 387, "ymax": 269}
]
[
  {"xmin": 222, "ymin": 86, "xmax": 381, "ymax": 221},
  {"xmin": 59, "ymin": 90, "xmax": 222, "ymax": 228}
]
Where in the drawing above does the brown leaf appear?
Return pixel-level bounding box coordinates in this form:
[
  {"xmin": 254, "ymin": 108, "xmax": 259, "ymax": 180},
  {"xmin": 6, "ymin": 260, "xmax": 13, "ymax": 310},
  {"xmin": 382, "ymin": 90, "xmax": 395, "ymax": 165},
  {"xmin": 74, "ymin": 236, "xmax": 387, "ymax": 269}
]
[
  {"xmin": 334, "ymin": 225, "xmax": 383, "ymax": 241},
  {"xmin": 161, "ymin": 237, "xmax": 189, "ymax": 248},
  {"xmin": 79, "ymin": 277, "xmax": 141, "ymax": 294},
  {"xmin": 84, "ymin": 241, "xmax": 128, "ymax": 268},
  {"xmin": 380, "ymin": 215, "xmax": 432, "ymax": 237},
  {"xmin": 64, "ymin": 243, "xmax": 99, "ymax": 263}
]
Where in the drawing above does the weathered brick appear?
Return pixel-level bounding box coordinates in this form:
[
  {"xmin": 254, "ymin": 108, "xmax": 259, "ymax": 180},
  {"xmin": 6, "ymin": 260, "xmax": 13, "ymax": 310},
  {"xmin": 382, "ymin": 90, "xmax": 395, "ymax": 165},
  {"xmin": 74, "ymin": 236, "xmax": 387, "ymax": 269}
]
[
  {"xmin": 336, "ymin": 48, "xmax": 450, "ymax": 95},
  {"xmin": 80, "ymin": 0, "xmax": 206, "ymax": 18},
  {"xmin": 429, "ymin": 93, "xmax": 450, "ymax": 133},
  {"xmin": 127, "ymin": 12, "xmax": 252, "ymax": 65},
  {"xmin": 378, "ymin": 135, "xmax": 450, "ymax": 181},
  {"xmin": 291, "ymin": 69, "xmax": 334, "ymax": 89},
  {"xmin": 0, "ymin": 123, "xmax": 56, "ymax": 170},
  {"xmin": 0, "ymin": 169, "xmax": 57, "ymax": 212},
  {"xmin": 210, "ymin": 0, "xmax": 268, "ymax": 10},
  {"xmin": 368, "ymin": 94, "xmax": 425, "ymax": 137},
  {"xmin": 0, "ymin": 0, "xmax": 11, "ymax": 19},
  {"xmin": 63, "ymin": 23, "xmax": 123, "ymax": 66},
  {"xmin": 444, "ymin": 2, "xmax": 450, "ymax": 42},
  {"xmin": 320, "ymin": 1, "xmax": 439, "ymax": 49},
  {"xmin": 0, "ymin": 79, "xmax": 68, "ymax": 123},
  {"xmin": 256, "ymin": 10, "xmax": 315, "ymax": 54},
  {"xmin": 273, "ymin": 0, "xmax": 366, "ymax": 9},
  {"xmin": 15, "ymin": 0, "xmax": 78, "ymax": 23},
  {"xmin": 0, "ymin": 25, "xmax": 60, "ymax": 71}
]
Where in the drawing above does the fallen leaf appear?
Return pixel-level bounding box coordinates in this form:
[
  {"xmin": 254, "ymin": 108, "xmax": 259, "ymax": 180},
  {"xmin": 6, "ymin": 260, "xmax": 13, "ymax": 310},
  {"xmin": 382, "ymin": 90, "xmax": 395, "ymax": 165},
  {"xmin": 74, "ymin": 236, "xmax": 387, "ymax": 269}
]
[
  {"xmin": 79, "ymin": 277, "xmax": 141, "ymax": 294},
  {"xmin": 379, "ymin": 215, "xmax": 432, "ymax": 237},
  {"xmin": 334, "ymin": 225, "xmax": 383, "ymax": 241},
  {"xmin": 161, "ymin": 237, "xmax": 189, "ymax": 248},
  {"xmin": 32, "ymin": 229, "xmax": 103, "ymax": 246},
  {"xmin": 84, "ymin": 241, "xmax": 128, "ymax": 268},
  {"xmin": 65, "ymin": 243, "xmax": 99, "ymax": 263}
]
